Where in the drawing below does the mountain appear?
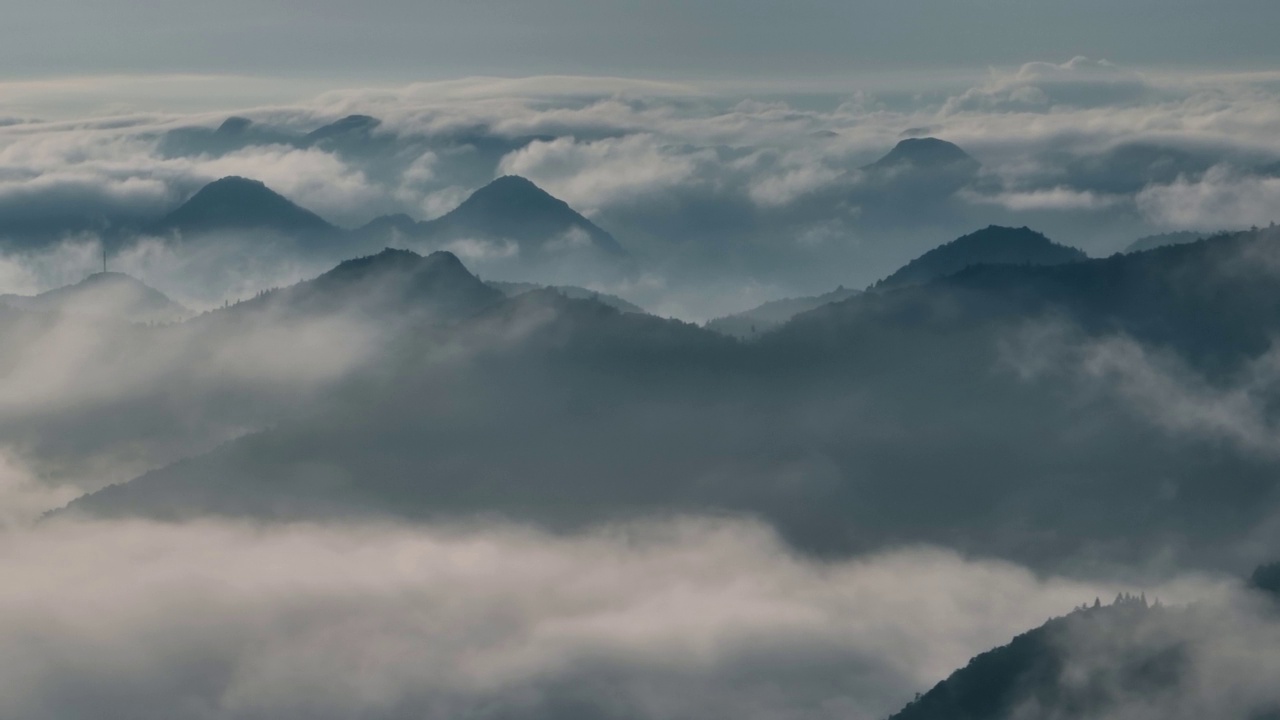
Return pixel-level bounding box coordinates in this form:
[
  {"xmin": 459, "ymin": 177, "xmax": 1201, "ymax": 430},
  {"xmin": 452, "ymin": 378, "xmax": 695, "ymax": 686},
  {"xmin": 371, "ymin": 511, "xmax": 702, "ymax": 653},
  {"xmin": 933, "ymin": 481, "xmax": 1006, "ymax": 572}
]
[
  {"xmin": 55, "ymin": 228, "xmax": 1280, "ymax": 570},
  {"xmin": 210, "ymin": 247, "xmax": 503, "ymax": 322},
  {"xmin": 156, "ymin": 117, "xmax": 300, "ymax": 159},
  {"xmin": 357, "ymin": 213, "xmax": 418, "ymax": 238},
  {"xmin": 874, "ymin": 226, "xmax": 1088, "ymax": 290},
  {"xmin": 793, "ymin": 227, "xmax": 1280, "ymax": 377},
  {"xmin": 1125, "ymin": 230, "xmax": 1210, "ymax": 254},
  {"xmin": 302, "ymin": 114, "xmax": 382, "ymax": 146},
  {"xmin": 416, "ymin": 175, "xmax": 627, "ymax": 257},
  {"xmin": 864, "ymin": 137, "xmax": 980, "ymax": 173},
  {"xmin": 888, "ymin": 598, "xmax": 1183, "ymax": 720},
  {"xmin": 852, "ymin": 138, "xmax": 983, "ymax": 229},
  {"xmin": 704, "ymin": 286, "xmax": 861, "ymax": 338},
  {"xmin": 150, "ymin": 176, "xmax": 338, "ymax": 238},
  {"xmin": 215, "ymin": 116, "xmax": 253, "ymax": 135},
  {"xmin": 0, "ymin": 272, "xmax": 188, "ymax": 323},
  {"xmin": 487, "ymin": 280, "xmax": 645, "ymax": 314},
  {"xmin": 60, "ymin": 288, "xmax": 737, "ymax": 524}
]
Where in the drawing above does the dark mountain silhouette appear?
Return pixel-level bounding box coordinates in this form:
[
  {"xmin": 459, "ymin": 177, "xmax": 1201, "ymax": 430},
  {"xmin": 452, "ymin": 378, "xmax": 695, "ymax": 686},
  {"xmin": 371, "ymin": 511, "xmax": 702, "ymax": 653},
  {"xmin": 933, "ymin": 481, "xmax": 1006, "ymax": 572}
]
[
  {"xmin": 415, "ymin": 175, "xmax": 627, "ymax": 257},
  {"xmin": 215, "ymin": 116, "xmax": 253, "ymax": 135},
  {"xmin": 156, "ymin": 118, "xmax": 298, "ymax": 158},
  {"xmin": 1063, "ymin": 142, "xmax": 1221, "ymax": 195},
  {"xmin": 357, "ymin": 213, "xmax": 418, "ymax": 237},
  {"xmin": 303, "ymin": 114, "xmax": 381, "ymax": 146},
  {"xmin": 864, "ymin": 137, "xmax": 980, "ymax": 173},
  {"xmin": 1125, "ymin": 230, "xmax": 1210, "ymax": 254},
  {"xmin": 149, "ymin": 176, "xmax": 338, "ymax": 238},
  {"xmin": 60, "ymin": 287, "xmax": 741, "ymax": 524},
  {"xmin": 210, "ymin": 247, "xmax": 503, "ymax": 322},
  {"xmin": 487, "ymin": 280, "xmax": 645, "ymax": 314},
  {"xmin": 851, "ymin": 138, "xmax": 984, "ymax": 230},
  {"xmin": 1, "ymin": 272, "xmax": 187, "ymax": 322},
  {"xmin": 790, "ymin": 226, "xmax": 1280, "ymax": 377},
  {"xmin": 875, "ymin": 226, "xmax": 1088, "ymax": 290},
  {"xmin": 888, "ymin": 598, "xmax": 1184, "ymax": 720},
  {"xmin": 55, "ymin": 227, "xmax": 1280, "ymax": 571},
  {"xmin": 704, "ymin": 286, "xmax": 861, "ymax": 338}
]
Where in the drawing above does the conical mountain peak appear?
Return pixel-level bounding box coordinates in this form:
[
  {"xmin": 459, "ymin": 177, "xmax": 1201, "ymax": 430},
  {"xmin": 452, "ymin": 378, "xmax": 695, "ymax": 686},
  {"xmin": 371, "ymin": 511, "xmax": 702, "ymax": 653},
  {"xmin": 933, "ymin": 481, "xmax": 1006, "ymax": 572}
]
[
  {"xmin": 154, "ymin": 176, "xmax": 336, "ymax": 236},
  {"xmin": 866, "ymin": 137, "xmax": 979, "ymax": 171}
]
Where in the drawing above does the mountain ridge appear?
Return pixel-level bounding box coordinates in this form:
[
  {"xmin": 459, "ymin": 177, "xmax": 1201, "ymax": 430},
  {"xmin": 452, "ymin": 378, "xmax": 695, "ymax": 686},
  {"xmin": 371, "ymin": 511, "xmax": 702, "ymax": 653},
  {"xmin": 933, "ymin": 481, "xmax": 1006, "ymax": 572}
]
[
  {"xmin": 150, "ymin": 176, "xmax": 338, "ymax": 238},
  {"xmin": 0, "ymin": 271, "xmax": 188, "ymax": 323},
  {"xmin": 874, "ymin": 225, "xmax": 1088, "ymax": 290}
]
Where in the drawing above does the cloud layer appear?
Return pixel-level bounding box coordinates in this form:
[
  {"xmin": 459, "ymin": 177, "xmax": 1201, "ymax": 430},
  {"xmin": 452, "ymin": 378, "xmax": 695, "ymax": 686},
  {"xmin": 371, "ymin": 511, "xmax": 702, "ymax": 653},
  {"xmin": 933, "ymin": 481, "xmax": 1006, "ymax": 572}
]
[
  {"xmin": 0, "ymin": 516, "xmax": 1225, "ymax": 720},
  {"xmin": 3, "ymin": 64, "xmax": 1280, "ymax": 319}
]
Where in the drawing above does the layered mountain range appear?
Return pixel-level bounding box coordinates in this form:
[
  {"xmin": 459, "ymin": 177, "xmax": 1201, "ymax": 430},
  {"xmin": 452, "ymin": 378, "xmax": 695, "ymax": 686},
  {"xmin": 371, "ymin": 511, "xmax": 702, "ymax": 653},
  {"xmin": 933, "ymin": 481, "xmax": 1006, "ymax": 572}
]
[{"xmin": 42, "ymin": 225, "xmax": 1280, "ymax": 574}]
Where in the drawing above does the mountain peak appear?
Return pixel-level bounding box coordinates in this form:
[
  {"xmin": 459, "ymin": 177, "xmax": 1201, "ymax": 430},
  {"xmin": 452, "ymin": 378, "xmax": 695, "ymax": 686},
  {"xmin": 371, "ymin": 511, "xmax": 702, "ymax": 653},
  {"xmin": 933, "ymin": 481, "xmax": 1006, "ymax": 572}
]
[
  {"xmin": 866, "ymin": 137, "xmax": 978, "ymax": 171},
  {"xmin": 3, "ymin": 271, "xmax": 188, "ymax": 322},
  {"xmin": 155, "ymin": 176, "xmax": 335, "ymax": 236},
  {"xmin": 304, "ymin": 114, "xmax": 381, "ymax": 144},
  {"xmin": 463, "ymin": 175, "xmax": 562, "ymax": 207},
  {"xmin": 215, "ymin": 116, "xmax": 253, "ymax": 135},
  {"xmin": 252, "ymin": 247, "xmax": 501, "ymax": 321},
  {"xmin": 423, "ymin": 176, "xmax": 627, "ymax": 257},
  {"xmin": 876, "ymin": 225, "xmax": 1087, "ymax": 290}
]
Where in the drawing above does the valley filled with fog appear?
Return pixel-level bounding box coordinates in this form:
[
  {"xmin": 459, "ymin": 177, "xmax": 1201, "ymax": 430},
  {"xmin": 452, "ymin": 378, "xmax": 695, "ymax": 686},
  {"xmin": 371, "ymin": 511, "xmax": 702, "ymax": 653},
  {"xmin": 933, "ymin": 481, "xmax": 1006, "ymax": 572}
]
[{"xmin": 6, "ymin": 59, "xmax": 1280, "ymax": 719}]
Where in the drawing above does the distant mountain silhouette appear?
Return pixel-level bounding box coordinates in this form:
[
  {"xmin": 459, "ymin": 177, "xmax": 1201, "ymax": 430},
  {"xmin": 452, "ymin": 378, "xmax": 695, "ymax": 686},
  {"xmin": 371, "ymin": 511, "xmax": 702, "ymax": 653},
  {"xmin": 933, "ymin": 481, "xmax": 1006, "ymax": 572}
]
[
  {"xmin": 156, "ymin": 118, "xmax": 298, "ymax": 158},
  {"xmin": 150, "ymin": 176, "xmax": 337, "ymax": 239},
  {"xmin": 704, "ymin": 286, "xmax": 861, "ymax": 338},
  {"xmin": 414, "ymin": 175, "xmax": 627, "ymax": 257},
  {"xmin": 357, "ymin": 213, "xmax": 418, "ymax": 237},
  {"xmin": 488, "ymin": 280, "xmax": 645, "ymax": 314},
  {"xmin": 864, "ymin": 137, "xmax": 980, "ymax": 173},
  {"xmin": 787, "ymin": 226, "xmax": 1280, "ymax": 377},
  {"xmin": 303, "ymin": 114, "xmax": 381, "ymax": 146},
  {"xmin": 0, "ymin": 272, "xmax": 187, "ymax": 323},
  {"xmin": 889, "ymin": 598, "xmax": 1182, "ymax": 720},
  {"xmin": 215, "ymin": 116, "xmax": 254, "ymax": 135},
  {"xmin": 211, "ymin": 247, "xmax": 503, "ymax": 322},
  {"xmin": 875, "ymin": 226, "xmax": 1088, "ymax": 290},
  {"xmin": 1125, "ymin": 230, "xmax": 1211, "ymax": 254},
  {"xmin": 56, "ymin": 227, "xmax": 1280, "ymax": 571},
  {"xmin": 851, "ymin": 138, "xmax": 983, "ymax": 228},
  {"xmin": 1064, "ymin": 142, "xmax": 1221, "ymax": 195}
]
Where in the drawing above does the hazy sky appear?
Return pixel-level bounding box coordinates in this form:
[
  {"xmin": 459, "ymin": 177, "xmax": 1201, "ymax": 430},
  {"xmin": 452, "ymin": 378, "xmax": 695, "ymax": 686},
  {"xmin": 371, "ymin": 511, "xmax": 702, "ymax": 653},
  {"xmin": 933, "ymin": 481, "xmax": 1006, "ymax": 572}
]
[{"xmin": 7, "ymin": 0, "xmax": 1280, "ymax": 84}]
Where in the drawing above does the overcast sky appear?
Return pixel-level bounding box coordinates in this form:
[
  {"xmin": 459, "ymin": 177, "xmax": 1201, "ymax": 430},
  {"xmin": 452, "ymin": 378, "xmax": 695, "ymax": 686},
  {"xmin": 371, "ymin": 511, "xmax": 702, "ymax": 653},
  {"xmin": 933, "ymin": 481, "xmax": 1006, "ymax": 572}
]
[{"xmin": 7, "ymin": 0, "xmax": 1280, "ymax": 86}]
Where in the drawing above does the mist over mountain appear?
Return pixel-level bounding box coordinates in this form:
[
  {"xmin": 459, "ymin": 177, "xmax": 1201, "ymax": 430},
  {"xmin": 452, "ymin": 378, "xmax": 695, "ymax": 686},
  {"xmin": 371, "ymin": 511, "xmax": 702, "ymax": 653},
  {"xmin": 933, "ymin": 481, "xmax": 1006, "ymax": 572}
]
[
  {"xmin": 213, "ymin": 247, "xmax": 504, "ymax": 322},
  {"xmin": 874, "ymin": 225, "xmax": 1088, "ymax": 290},
  {"xmin": 704, "ymin": 285, "xmax": 860, "ymax": 338},
  {"xmin": 149, "ymin": 176, "xmax": 339, "ymax": 239},
  {"xmin": 8, "ymin": 57, "xmax": 1280, "ymax": 720},
  {"xmin": 488, "ymin": 280, "xmax": 646, "ymax": 313},
  {"xmin": 1125, "ymin": 230, "xmax": 1212, "ymax": 254},
  {"xmin": 416, "ymin": 175, "xmax": 625, "ymax": 255},
  {"xmin": 58, "ymin": 227, "xmax": 1280, "ymax": 573},
  {"xmin": 889, "ymin": 563, "xmax": 1280, "ymax": 720},
  {"xmin": 864, "ymin": 137, "xmax": 981, "ymax": 174},
  {"xmin": 0, "ymin": 271, "xmax": 188, "ymax": 323}
]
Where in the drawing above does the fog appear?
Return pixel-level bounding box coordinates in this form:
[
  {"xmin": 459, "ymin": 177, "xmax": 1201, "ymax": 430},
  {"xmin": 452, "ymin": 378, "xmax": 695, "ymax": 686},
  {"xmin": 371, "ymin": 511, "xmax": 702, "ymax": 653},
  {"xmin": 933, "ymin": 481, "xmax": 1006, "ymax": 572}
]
[
  {"xmin": 5, "ymin": 59, "xmax": 1280, "ymax": 719},
  {"xmin": 0, "ymin": 515, "xmax": 1230, "ymax": 720},
  {"xmin": 5, "ymin": 63, "xmax": 1280, "ymax": 318}
]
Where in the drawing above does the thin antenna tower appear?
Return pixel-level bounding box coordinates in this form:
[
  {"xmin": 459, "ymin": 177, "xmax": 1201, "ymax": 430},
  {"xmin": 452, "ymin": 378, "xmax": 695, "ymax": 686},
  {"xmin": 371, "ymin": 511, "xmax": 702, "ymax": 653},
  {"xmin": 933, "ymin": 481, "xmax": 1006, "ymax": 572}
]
[{"xmin": 102, "ymin": 246, "xmax": 107, "ymax": 274}]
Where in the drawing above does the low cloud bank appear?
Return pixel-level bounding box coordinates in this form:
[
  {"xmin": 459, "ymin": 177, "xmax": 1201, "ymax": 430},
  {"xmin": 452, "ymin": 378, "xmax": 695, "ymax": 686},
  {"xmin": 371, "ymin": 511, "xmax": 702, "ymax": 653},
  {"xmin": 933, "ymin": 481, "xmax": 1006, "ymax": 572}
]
[{"xmin": 0, "ymin": 516, "xmax": 1227, "ymax": 720}]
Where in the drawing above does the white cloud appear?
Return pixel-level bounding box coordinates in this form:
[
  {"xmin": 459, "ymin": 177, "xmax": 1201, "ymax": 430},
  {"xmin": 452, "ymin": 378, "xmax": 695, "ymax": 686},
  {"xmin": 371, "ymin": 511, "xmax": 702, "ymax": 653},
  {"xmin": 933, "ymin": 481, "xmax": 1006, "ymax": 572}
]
[
  {"xmin": 1137, "ymin": 166, "xmax": 1280, "ymax": 230},
  {"xmin": 965, "ymin": 186, "xmax": 1123, "ymax": 212},
  {"xmin": 497, "ymin": 134, "xmax": 706, "ymax": 215},
  {"xmin": 0, "ymin": 516, "xmax": 1226, "ymax": 720},
  {"xmin": 944, "ymin": 57, "xmax": 1156, "ymax": 114}
]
